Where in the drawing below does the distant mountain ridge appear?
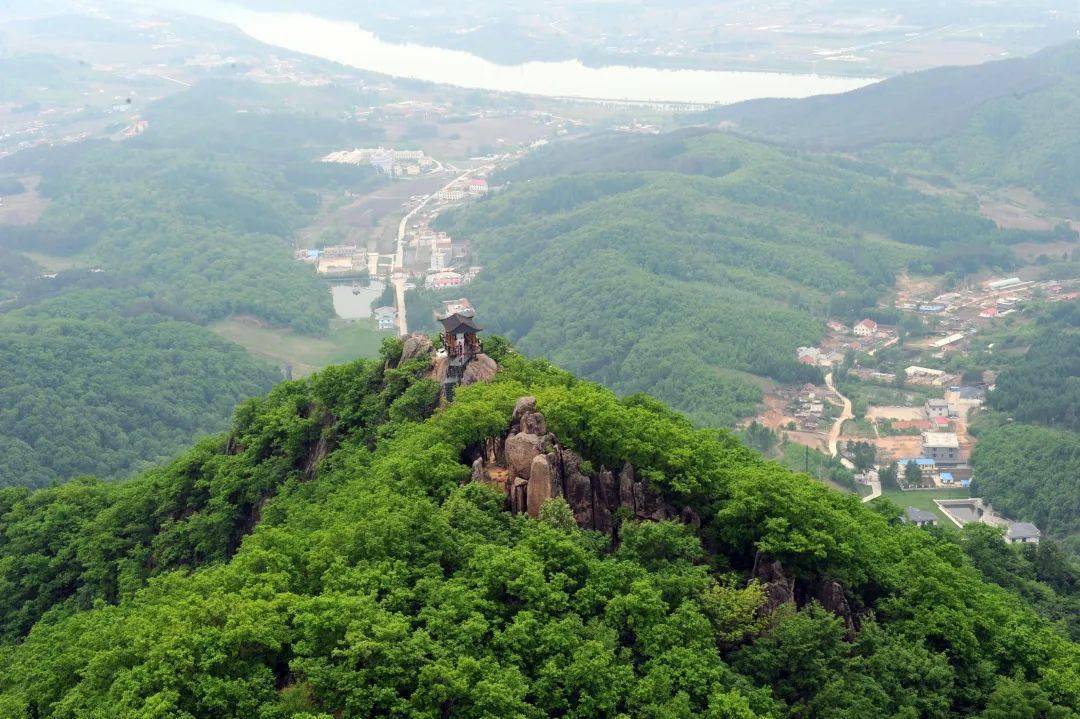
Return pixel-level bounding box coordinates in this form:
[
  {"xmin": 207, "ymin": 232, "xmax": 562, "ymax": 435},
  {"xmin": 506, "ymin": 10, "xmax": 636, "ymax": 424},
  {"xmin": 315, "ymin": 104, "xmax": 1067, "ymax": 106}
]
[
  {"xmin": 708, "ymin": 41, "xmax": 1080, "ymax": 208},
  {"xmin": 708, "ymin": 41, "xmax": 1078, "ymax": 149}
]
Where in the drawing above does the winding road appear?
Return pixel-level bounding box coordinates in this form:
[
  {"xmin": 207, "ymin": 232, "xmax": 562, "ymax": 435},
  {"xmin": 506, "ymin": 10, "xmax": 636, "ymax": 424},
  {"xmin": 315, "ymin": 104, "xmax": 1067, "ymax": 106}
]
[
  {"xmin": 392, "ymin": 167, "xmax": 483, "ymax": 336},
  {"xmin": 824, "ymin": 371, "xmax": 880, "ymax": 501},
  {"xmin": 824, "ymin": 371, "xmax": 852, "ymax": 459}
]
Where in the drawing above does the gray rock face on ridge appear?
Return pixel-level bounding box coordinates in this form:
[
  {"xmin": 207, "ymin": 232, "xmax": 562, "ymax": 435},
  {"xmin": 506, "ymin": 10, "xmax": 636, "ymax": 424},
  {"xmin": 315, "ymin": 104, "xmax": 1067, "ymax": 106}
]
[{"xmin": 491, "ymin": 397, "xmax": 684, "ymax": 534}]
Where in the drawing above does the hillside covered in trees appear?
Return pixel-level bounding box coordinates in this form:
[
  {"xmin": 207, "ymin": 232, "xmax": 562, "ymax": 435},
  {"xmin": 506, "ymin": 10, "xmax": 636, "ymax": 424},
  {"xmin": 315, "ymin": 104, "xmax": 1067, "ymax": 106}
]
[
  {"xmin": 425, "ymin": 130, "xmax": 1054, "ymax": 426},
  {"xmin": 0, "ymin": 341, "xmax": 1077, "ymax": 718},
  {"xmin": 708, "ymin": 41, "xmax": 1080, "ymax": 210},
  {"xmin": 0, "ymin": 289, "xmax": 281, "ymax": 487},
  {"xmin": 0, "ymin": 80, "xmax": 385, "ymax": 487},
  {"xmin": 972, "ymin": 302, "xmax": 1080, "ymax": 554}
]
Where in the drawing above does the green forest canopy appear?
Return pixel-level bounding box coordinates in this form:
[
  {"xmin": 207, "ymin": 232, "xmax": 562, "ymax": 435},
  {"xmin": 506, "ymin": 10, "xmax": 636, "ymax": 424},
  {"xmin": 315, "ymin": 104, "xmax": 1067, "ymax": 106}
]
[
  {"xmin": 0, "ymin": 289, "xmax": 281, "ymax": 488},
  {"xmin": 426, "ymin": 130, "xmax": 1054, "ymax": 426},
  {"xmin": 0, "ymin": 344, "xmax": 1076, "ymax": 718},
  {"xmin": 972, "ymin": 421, "xmax": 1080, "ymax": 556},
  {"xmin": 0, "ymin": 80, "xmax": 386, "ymax": 487},
  {"xmin": 971, "ymin": 302, "xmax": 1080, "ymax": 553}
]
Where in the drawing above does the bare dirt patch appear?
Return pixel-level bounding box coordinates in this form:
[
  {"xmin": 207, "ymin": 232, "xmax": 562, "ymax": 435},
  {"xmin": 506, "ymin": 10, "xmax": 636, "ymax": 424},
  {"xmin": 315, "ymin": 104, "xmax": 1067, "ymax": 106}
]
[
  {"xmin": 981, "ymin": 201, "xmax": 1054, "ymax": 231},
  {"xmin": 867, "ymin": 405, "xmax": 926, "ymax": 421},
  {"xmin": 782, "ymin": 430, "xmax": 826, "ymax": 452},
  {"xmin": 893, "ymin": 270, "xmax": 938, "ymax": 300},
  {"xmin": 872, "ymin": 436, "xmax": 922, "ymax": 462},
  {"xmin": 755, "ymin": 394, "xmax": 792, "ymax": 431}
]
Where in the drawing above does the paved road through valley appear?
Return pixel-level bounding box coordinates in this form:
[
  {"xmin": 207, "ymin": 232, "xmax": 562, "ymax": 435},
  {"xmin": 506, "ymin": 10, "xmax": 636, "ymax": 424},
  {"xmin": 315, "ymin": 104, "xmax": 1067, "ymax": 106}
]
[{"xmin": 392, "ymin": 166, "xmax": 489, "ymax": 336}]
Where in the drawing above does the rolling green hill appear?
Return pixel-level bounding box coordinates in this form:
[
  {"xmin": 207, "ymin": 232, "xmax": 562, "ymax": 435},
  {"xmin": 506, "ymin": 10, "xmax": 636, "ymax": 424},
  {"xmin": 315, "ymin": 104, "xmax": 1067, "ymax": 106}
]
[
  {"xmin": 423, "ymin": 130, "xmax": 1052, "ymax": 426},
  {"xmin": 708, "ymin": 41, "xmax": 1080, "ymax": 209},
  {"xmin": 971, "ymin": 301, "xmax": 1080, "ymax": 554},
  {"xmin": 0, "ymin": 342, "xmax": 1076, "ymax": 717},
  {"xmin": 0, "ymin": 288, "xmax": 281, "ymax": 488},
  {"xmin": 0, "ymin": 80, "xmax": 385, "ymax": 487}
]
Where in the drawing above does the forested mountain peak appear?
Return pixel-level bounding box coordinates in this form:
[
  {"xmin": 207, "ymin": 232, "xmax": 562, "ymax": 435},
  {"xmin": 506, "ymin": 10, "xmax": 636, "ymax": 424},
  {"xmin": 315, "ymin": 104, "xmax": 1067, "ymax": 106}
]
[{"xmin": 1, "ymin": 337, "xmax": 1077, "ymax": 718}]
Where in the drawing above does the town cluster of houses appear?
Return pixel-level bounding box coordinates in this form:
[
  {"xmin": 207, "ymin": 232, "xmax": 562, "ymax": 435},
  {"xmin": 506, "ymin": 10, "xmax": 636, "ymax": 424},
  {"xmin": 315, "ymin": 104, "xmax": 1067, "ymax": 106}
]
[
  {"xmin": 436, "ymin": 178, "xmax": 488, "ymax": 202},
  {"xmin": 295, "ymin": 244, "xmax": 390, "ymax": 277},
  {"xmin": 321, "ymin": 147, "xmax": 435, "ymax": 177},
  {"xmin": 424, "ymin": 266, "xmax": 482, "ymax": 290},
  {"xmin": 783, "ymin": 384, "xmax": 828, "ymax": 431},
  {"xmin": 797, "ymin": 318, "xmax": 898, "ymax": 367}
]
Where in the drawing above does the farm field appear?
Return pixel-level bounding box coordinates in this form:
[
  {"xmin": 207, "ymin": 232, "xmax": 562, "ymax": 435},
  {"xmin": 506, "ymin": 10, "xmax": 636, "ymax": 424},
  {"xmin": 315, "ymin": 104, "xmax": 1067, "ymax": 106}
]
[{"xmin": 212, "ymin": 317, "xmax": 385, "ymax": 377}]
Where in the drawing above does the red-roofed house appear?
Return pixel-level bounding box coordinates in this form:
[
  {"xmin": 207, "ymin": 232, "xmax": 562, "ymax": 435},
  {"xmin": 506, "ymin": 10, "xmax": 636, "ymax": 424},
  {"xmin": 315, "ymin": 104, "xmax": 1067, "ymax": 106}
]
[{"xmin": 468, "ymin": 178, "xmax": 488, "ymax": 195}]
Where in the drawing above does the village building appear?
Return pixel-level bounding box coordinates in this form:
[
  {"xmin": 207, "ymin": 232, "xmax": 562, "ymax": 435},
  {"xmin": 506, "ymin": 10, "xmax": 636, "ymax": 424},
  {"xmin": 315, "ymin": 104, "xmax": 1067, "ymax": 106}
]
[
  {"xmin": 905, "ymin": 366, "xmax": 951, "ymax": 386},
  {"xmin": 373, "ymin": 306, "xmax": 397, "ymax": 331},
  {"xmin": 425, "ymin": 270, "xmax": 463, "ymax": 289},
  {"xmin": 899, "ymin": 457, "xmax": 937, "ymax": 474},
  {"xmin": 931, "ymin": 333, "xmax": 966, "ymax": 350},
  {"xmin": 925, "ymin": 398, "xmax": 951, "ymax": 419},
  {"xmin": 468, "ymin": 178, "xmax": 489, "ymax": 195},
  {"xmin": 826, "ymin": 320, "xmax": 847, "ymax": 333},
  {"xmin": 986, "ymin": 277, "xmax": 1022, "ymax": 291},
  {"xmin": 904, "ymin": 508, "xmax": 938, "ymax": 527},
  {"xmin": 922, "ymin": 431, "xmax": 960, "ymax": 466},
  {"xmin": 437, "ymin": 188, "xmax": 466, "ymax": 202},
  {"xmin": 852, "ymin": 319, "xmax": 877, "ymax": 337},
  {"xmin": 440, "ymin": 297, "xmax": 474, "ymax": 316}
]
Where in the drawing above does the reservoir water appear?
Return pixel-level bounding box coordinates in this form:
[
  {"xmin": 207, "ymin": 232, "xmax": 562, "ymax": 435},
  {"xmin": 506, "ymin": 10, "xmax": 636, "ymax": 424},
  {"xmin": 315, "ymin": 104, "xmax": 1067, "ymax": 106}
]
[
  {"xmin": 330, "ymin": 280, "xmax": 386, "ymax": 320},
  {"xmin": 177, "ymin": 1, "xmax": 878, "ymax": 104}
]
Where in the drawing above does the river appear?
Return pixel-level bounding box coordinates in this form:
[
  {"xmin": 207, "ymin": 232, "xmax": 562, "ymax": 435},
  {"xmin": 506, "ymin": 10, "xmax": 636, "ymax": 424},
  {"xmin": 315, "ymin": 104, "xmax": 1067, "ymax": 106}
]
[{"xmin": 171, "ymin": 1, "xmax": 878, "ymax": 104}]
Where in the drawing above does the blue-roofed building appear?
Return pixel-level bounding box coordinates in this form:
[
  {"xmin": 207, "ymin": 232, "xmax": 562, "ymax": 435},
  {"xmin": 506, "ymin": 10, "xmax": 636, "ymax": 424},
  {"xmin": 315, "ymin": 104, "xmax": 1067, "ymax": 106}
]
[
  {"xmin": 940, "ymin": 472, "xmax": 955, "ymax": 484},
  {"xmin": 899, "ymin": 458, "xmax": 936, "ymax": 469}
]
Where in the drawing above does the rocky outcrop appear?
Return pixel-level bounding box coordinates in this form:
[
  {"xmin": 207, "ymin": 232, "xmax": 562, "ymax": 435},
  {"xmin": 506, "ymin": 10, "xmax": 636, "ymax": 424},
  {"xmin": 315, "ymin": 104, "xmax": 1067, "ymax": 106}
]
[
  {"xmin": 431, "ymin": 352, "xmax": 499, "ymax": 388},
  {"xmin": 592, "ymin": 469, "xmax": 616, "ymax": 535},
  {"xmin": 302, "ymin": 432, "xmax": 336, "ymax": 478},
  {"xmin": 511, "ymin": 396, "xmax": 537, "ymax": 426},
  {"xmin": 510, "ymin": 477, "xmax": 529, "ymax": 516},
  {"xmin": 469, "ymin": 394, "xmax": 862, "ymax": 631},
  {"xmin": 481, "ymin": 396, "xmax": 690, "ymax": 536},
  {"xmin": 461, "ymin": 353, "xmax": 498, "ymax": 385},
  {"xmin": 526, "ymin": 454, "xmax": 559, "ymax": 517},
  {"xmin": 817, "ymin": 580, "xmax": 858, "ymax": 635},
  {"xmin": 754, "ymin": 558, "xmax": 795, "ymax": 615},
  {"xmin": 399, "ymin": 334, "xmax": 434, "ymax": 363},
  {"xmin": 519, "ymin": 410, "xmax": 547, "ymax": 436},
  {"xmin": 506, "ymin": 433, "xmax": 545, "ymax": 479}
]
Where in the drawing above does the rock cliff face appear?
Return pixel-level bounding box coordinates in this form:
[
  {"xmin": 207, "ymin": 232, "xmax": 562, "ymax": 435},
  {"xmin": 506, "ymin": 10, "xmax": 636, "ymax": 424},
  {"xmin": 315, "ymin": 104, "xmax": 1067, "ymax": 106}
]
[{"xmin": 469, "ymin": 396, "xmax": 697, "ymax": 541}]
